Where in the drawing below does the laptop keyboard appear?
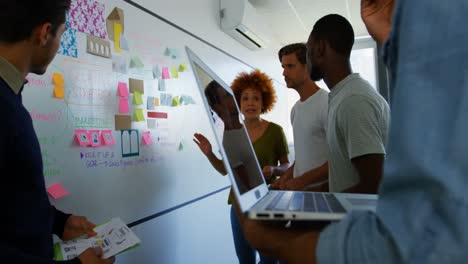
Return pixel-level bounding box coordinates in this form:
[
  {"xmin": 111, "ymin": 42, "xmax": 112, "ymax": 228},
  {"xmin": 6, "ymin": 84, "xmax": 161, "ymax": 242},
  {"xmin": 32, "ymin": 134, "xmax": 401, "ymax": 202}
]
[{"xmin": 266, "ymin": 192, "xmax": 346, "ymax": 213}]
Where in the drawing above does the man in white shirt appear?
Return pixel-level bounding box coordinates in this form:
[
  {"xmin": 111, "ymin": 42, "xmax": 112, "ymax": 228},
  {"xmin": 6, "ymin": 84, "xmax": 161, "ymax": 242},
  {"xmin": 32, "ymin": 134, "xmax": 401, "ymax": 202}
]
[{"xmin": 271, "ymin": 43, "xmax": 329, "ymax": 191}]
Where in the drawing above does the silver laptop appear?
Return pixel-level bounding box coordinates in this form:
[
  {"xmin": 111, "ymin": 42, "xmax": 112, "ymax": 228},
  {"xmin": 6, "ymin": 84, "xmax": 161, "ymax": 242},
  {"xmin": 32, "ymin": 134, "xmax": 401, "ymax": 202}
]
[{"xmin": 186, "ymin": 46, "xmax": 377, "ymax": 221}]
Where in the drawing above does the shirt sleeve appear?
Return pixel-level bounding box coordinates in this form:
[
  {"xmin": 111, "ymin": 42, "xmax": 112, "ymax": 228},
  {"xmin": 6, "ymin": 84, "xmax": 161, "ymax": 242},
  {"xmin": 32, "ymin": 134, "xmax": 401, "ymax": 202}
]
[
  {"xmin": 52, "ymin": 206, "xmax": 71, "ymax": 239},
  {"xmin": 336, "ymin": 96, "xmax": 387, "ymax": 159},
  {"xmin": 317, "ymin": 210, "xmax": 401, "ymax": 264}
]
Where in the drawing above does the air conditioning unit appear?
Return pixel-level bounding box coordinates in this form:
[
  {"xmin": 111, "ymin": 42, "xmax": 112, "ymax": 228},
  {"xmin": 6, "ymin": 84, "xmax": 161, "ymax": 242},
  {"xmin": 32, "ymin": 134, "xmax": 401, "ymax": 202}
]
[{"xmin": 220, "ymin": 0, "xmax": 270, "ymax": 51}]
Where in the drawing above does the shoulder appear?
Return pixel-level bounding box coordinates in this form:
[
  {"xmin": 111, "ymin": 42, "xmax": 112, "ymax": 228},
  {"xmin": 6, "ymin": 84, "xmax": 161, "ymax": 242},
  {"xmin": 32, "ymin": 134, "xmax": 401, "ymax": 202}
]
[{"xmin": 266, "ymin": 121, "xmax": 285, "ymax": 133}]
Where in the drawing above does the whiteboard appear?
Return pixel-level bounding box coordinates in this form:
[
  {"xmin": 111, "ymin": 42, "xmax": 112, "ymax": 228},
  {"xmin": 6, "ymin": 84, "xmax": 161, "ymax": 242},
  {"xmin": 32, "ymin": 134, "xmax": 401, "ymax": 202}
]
[{"xmin": 22, "ymin": 0, "xmax": 266, "ymax": 227}]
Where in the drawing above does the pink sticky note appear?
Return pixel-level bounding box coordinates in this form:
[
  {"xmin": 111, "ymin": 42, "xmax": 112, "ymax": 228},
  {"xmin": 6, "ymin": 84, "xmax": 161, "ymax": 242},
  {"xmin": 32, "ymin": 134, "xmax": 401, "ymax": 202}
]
[
  {"xmin": 101, "ymin": 130, "xmax": 115, "ymax": 146},
  {"xmin": 47, "ymin": 183, "xmax": 70, "ymax": 199},
  {"xmin": 75, "ymin": 130, "xmax": 91, "ymax": 146},
  {"xmin": 142, "ymin": 131, "xmax": 153, "ymax": 145},
  {"xmin": 162, "ymin": 67, "xmax": 170, "ymax": 79},
  {"xmin": 119, "ymin": 97, "xmax": 129, "ymax": 113},
  {"xmin": 89, "ymin": 130, "xmax": 101, "ymax": 147},
  {"xmin": 118, "ymin": 82, "xmax": 129, "ymax": 97}
]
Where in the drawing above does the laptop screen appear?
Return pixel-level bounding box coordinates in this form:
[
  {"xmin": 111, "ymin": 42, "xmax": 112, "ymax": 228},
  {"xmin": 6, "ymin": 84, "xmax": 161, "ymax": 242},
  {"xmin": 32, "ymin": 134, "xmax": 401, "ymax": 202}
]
[{"xmin": 186, "ymin": 47, "xmax": 268, "ymax": 209}]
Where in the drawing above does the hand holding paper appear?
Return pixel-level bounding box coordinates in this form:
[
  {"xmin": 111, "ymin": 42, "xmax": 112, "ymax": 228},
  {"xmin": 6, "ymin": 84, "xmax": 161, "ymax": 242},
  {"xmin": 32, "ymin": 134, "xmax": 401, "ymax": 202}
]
[{"xmin": 62, "ymin": 215, "xmax": 97, "ymax": 241}]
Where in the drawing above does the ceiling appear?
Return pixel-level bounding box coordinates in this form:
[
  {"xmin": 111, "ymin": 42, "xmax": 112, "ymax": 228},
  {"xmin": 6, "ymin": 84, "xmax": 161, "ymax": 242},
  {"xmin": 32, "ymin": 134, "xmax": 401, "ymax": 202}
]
[{"xmin": 248, "ymin": 0, "xmax": 368, "ymax": 46}]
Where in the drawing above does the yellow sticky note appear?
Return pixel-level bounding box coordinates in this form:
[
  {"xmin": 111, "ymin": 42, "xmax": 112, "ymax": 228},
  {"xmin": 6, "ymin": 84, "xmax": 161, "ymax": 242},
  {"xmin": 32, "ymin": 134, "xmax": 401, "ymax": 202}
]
[
  {"xmin": 52, "ymin": 73, "xmax": 64, "ymax": 85},
  {"xmin": 53, "ymin": 85, "xmax": 64, "ymax": 99},
  {"xmin": 179, "ymin": 63, "xmax": 186, "ymax": 72},
  {"xmin": 171, "ymin": 66, "xmax": 179, "ymax": 78},
  {"xmin": 114, "ymin": 23, "xmax": 122, "ymax": 53},
  {"xmin": 134, "ymin": 108, "xmax": 145, "ymax": 121},
  {"xmin": 133, "ymin": 91, "xmax": 143, "ymax": 105},
  {"xmin": 172, "ymin": 96, "xmax": 180, "ymax": 107}
]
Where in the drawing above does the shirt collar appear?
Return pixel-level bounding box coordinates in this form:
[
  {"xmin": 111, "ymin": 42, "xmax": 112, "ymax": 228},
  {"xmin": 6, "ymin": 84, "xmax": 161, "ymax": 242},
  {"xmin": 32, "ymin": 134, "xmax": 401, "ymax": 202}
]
[
  {"xmin": 0, "ymin": 55, "xmax": 27, "ymax": 94},
  {"xmin": 329, "ymin": 73, "xmax": 361, "ymax": 101}
]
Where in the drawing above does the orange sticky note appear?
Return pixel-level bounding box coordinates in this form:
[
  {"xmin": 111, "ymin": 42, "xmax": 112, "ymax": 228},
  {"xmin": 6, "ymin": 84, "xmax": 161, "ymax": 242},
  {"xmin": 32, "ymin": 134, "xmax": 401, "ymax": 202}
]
[
  {"xmin": 53, "ymin": 85, "xmax": 64, "ymax": 99},
  {"xmin": 47, "ymin": 183, "xmax": 69, "ymax": 199},
  {"xmin": 52, "ymin": 73, "xmax": 64, "ymax": 85}
]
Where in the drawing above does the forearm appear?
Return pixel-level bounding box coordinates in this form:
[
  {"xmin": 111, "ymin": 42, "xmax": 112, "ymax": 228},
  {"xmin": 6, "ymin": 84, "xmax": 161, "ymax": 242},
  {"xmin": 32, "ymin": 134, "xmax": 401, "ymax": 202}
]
[
  {"xmin": 297, "ymin": 162, "xmax": 328, "ymax": 188},
  {"xmin": 206, "ymin": 151, "xmax": 227, "ymax": 175},
  {"xmin": 350, "ymin": 154, "xmax": 384, "ymax": 194},
  {"xmin": 272, "ymin": 162, "xmax": 289, "ymax": 177}
]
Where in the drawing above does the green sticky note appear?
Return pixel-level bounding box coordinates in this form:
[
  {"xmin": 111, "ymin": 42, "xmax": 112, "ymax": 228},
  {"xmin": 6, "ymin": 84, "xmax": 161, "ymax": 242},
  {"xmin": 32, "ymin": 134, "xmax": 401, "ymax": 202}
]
[
  {"xmin": 179, "ymin": 63, "xmax": 186, "ymax": 72},
  {"xmin": 171, "ymin": 66, "xmax": 179, "ymax": 78},
  {"xmin": 133, "ymin": 91, "xmax": 143, "ymax": 105},
  {"xmin": 130, "ymin": 56, "xmax": 144, "ymax": 68},
  {"xmin": 134, "ymin": 108, "xmax": 145, "ymax": 121},
  {"xmin": 172, "ymin": 96, "xmax": 180, "ymax": 106}
]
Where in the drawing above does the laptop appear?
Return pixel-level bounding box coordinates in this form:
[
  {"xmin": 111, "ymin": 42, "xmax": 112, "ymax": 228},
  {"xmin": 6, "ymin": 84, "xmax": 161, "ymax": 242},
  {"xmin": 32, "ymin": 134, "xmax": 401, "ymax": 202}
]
[{"xmin": 186, "ymin": 46, "xmax": 377, "ymax": 221}]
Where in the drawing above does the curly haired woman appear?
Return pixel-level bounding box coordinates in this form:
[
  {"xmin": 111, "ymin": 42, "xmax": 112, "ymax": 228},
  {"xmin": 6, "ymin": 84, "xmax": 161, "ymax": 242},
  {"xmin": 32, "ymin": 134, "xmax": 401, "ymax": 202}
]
[{"xmin": 193, "ymin": 69, "xmax": 289, "ymax": 264}]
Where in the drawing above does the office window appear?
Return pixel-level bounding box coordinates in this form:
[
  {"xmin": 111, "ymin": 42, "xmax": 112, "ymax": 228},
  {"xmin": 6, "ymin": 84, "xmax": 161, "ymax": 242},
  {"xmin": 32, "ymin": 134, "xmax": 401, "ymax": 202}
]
[{"xmin": 351, "ymin": 38, "xmax": 379, "ymax": 90}]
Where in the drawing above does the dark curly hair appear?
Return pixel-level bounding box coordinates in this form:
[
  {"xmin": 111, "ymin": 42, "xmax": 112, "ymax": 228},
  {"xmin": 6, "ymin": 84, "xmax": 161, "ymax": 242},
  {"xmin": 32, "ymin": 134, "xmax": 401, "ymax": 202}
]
[{"xmin": 231, "ymin": 69, "xmax": 276, "ymax": 114}]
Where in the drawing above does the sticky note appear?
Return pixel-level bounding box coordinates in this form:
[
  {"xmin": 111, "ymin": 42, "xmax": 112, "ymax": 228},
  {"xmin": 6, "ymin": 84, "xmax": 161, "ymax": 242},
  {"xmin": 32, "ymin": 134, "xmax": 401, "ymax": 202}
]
[
  {"xmin": 179, "ymin": 63, "xmax": 186, "ymax": 72},
  {"xmin": 147, "ymin": 119, "xmax": 156, "ymax": 129},
  {"xmin": 134, "ymin": 108, "xmax": 145, "ymax": 121},
  {"xmin": 152, "ymin": 65, "xmax": 161, "ymax": 79},
  {"xmin": 171, "ymin": 66, "xmax": 179, "ymax": 78},
  {"xmin": 53, "ymin": 85, "xmax": 64, "ymax": 99},
  {"xmin": 115, "ymin": 115, "xmax": 131, "ymax": 130},
  {"xmin": 142, "ymin": 131, "xmax": 153, "ymax": 145},
  {"xmin": 89, "ymin": 130, "xmax": 101, "ymax": 147},
  {"xmin": 113, "ymin": 23, "xmax": 122, "ymax": 53},
  {"xmin": 118, "ymin": 82, "xmax": 129, "ymax": 96},
  {"xmin": 133, "ymin": 91, "xmax": 143, "ymax": 105},
  {"xmin": 119, "ymin": 97, "xmax": 129, "ymax": 113},
  {"xmin": 101, "ymin": 130, "xmax": 115, "ymax": 146},
  {"xmin": 154, "ymin": 97, "xmax": 160, "ymax": 106},
  {"xmin": 147, "ymin": 96, "xmax": 155, "ymax": 110},
  {"xmin": 162, "ymin": 67, "xmax": 170, "ymax": 79},
  {"xmin": 129, "ymin": 56, "xmax": 144, "ymax": 68},
  {"xmin": 147, "ymin": 112, "xmax": 168, "ymax": 119},
  {"xmin": 47, "ymin": 183, "xmax": 70, "ymax": 199},
  {"xmin": 159, "ymin": 78, "xmax": 166, "ymax": 91},
  {"xmin": 75, "ymin": 129, "xmax": 90, "ymax": 146},
  {"xmin": 129, "ymin": 78, "xmax": 144, "ymax": 93},
  {"xmin": 178, "ymin": 141, "xmax": 184, "ymax": 151},
  {"xmin": 52, "ymin": 73, "xmax": 64, "ymax": 85},
  {"xmin": 172, "ymin": 96, "xmax": 180, "ymax": 107},
  {"xmin": 120, "ymin": 33, "xmax": 129, "ymax": 50}
]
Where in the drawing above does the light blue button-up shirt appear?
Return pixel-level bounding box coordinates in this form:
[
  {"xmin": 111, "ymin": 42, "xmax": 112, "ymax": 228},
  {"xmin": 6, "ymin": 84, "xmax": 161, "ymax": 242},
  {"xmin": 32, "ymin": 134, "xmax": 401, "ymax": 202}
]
[{"xmin": 317, "ymin": 1, "xmax": 468, "ymax": 263}]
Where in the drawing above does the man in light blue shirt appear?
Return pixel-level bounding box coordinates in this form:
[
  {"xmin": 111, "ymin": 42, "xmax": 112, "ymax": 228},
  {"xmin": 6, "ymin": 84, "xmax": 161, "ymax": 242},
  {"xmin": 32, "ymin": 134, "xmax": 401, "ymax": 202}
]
[{"xmin": 234, "ymin": 0, "xmax": 468, "ymax": 263}]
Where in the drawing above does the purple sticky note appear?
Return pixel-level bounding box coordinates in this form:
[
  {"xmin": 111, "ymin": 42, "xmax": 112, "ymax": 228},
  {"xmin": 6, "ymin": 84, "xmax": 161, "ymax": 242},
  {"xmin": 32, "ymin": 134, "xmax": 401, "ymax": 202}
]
[
  {"xmin": 118, "ymin": 82, "xmax": 129, "ymax": 97},
  {"xmin": 162, "ymin": 67, "xmax": 170, "ymax": 79},
  {"xmin": 119, "ymin": 97, "xmax": 129, "ymax": 113},
  {"xmin": 47, "ymin": 183, "xmax": 70, "ymax": 199}
]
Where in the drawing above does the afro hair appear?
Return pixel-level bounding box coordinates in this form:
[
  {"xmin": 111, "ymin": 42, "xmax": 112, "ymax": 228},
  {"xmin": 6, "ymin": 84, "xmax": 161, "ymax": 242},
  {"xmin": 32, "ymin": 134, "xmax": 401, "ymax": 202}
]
[{"xmin": 230, "ymin": 69, "xmax": 277, "ymax": 114}]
